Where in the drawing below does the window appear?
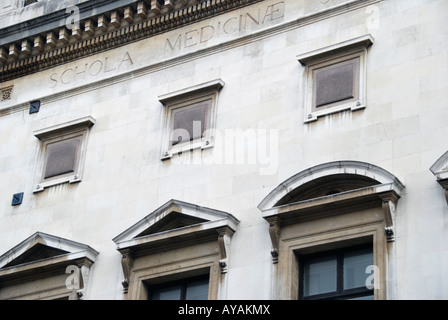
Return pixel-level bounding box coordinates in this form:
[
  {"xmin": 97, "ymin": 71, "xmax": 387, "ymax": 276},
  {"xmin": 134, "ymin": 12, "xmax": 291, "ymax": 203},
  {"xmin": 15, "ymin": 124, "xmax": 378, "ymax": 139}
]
[
  {"xmin": 297, "ymin": 35, "xmax": 373, "ymax": 123},
  {"xmin": 313, "ymin": 57, "xmax": 360, "ymax": 110},
  {"xmin": 159, "ymin": 79, "xmax": 224, "ymax": 160},
  {"xmin": 113, "ymin": 199, "xmax": 239, "ymax": 300},
  {"xmin": 43, "ymin": 136, "xmax": 81, "ymax": 179},
  {"xmin": 258, "ymin": 161, "xmax": 405, "ymax": 300},
  {"xmin": 0, "ymin": 232, "xmax": 98, "ymax": 300},
  {"xmin": 170, "ymin": 98, "xmax": 211, "ymax": 147},
  {"xmin": 299, "ymin": 245, "xmax": 374, "ymax": 300},
  {"xmin": 33, "ymin": 116, "xmax": 95, "ymax": 193},
  {"xmin": 148, "ymin": 275, "xmax": 209, "ymax": 300}
]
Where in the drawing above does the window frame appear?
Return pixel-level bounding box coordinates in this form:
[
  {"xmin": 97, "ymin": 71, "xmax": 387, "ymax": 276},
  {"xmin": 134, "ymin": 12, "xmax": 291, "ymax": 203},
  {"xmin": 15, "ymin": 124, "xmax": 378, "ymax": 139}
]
[
  {"xmin": 258, "ymin": 161, "xmax": 405, "ymax": 300},
  {"xmin": 113, "ymin": 199, "xmax": 239, "ymax": 300},
  {"xmin": 147, "ymin": 273, "xmax": 210, "ymax": 300},
  {"xmin": 159, "ymin": 79, "xmax": 224, "ymax": 160},
  {"xmin": 297, "ymin": 34, "xmax": 373, "ymax": 123},
  {"xmin": 168, "ymin": 95, "xmax": 213, "ymax": 148},
  {"xmin": 312, "ymin": 55, "xmax": 361, "ymax": 111},
  {"xmin": 33, "ymin": 116, "xmax": 95, "ymax": 193},
  {"xmin": 298, "ymin": 244, "xmax": 374, "ymax": 300}
]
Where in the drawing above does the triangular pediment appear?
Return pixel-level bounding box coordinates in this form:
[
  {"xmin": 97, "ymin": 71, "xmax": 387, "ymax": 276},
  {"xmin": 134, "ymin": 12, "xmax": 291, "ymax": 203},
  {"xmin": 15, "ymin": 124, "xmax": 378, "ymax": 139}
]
[
  {"xmin": 0, "ymin": 232, "xmax": 98, "ymax": 271},
  {"xmin": 113, "ymin": 200, "xmax": 240, "ymax": 254},
  {"xmin": 135, "ymin": 211, "xmax": 208, "ymax": 238},
  {"xmin": 2, "ymin": 243, "xmax": 69, "ymax": 269}
]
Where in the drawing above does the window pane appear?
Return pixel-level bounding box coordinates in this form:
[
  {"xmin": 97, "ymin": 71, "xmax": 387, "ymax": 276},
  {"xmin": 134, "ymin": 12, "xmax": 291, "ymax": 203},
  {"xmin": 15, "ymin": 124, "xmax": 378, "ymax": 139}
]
[
  {"xmin": 186, "ymin": 278, "xmax": 209, "ymax": 300},
  {"xmin": 151, "ymin": 284, "xmax": 182, "ymax": 300},
  {"xmin": 343, "ymin": 248, "xmax": 373, "ymax": 290},
  {"xmin": 171, "ymin": 103, "xmax": 208, "ymax": 145},
  {"xmin": 348, "ymin": 294, "xmax": 374, "ymax": 300},
  {"xmin": 303, "ymin": 255, "xmax": 337, "ymax": 296},
  {"xmin": 315, "ymin": 61, "xmax": 355, "ymax": 107},
  {"xmin": 44, "ymin": 138, "xmax": 79, "ymax": 179}
]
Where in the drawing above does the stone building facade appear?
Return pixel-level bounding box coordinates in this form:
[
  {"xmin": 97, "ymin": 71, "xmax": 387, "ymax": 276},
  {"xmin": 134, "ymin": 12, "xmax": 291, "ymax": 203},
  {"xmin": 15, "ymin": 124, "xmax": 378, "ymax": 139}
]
[{"xmin": 0, "ymin": 0, "xmax": 447, "ymax": 300}]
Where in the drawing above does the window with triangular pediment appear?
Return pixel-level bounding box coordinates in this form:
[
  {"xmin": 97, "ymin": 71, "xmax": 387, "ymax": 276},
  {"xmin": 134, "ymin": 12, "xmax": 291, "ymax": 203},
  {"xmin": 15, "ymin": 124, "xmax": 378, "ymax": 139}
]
[
  {"xmin": 0, "ymin": 232, "xmax": 98, "ymax": 300},
  {"xmin": 113, "ymin": 199, "xmax": 239, "ymax": 300}
]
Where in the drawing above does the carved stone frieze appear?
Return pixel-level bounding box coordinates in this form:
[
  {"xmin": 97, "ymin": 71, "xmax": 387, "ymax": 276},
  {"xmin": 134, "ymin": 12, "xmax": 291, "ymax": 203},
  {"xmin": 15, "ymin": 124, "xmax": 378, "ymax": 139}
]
[{"xmin": 0, "ymin": 0, "xmax": 264, "ymax": 83}]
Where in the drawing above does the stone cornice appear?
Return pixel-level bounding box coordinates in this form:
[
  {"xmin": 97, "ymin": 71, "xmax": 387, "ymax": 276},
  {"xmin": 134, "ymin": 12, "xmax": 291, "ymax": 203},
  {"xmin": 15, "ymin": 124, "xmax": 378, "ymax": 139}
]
[{"xmin": 0, "ymin": 0, "xmax": 263, "ymax": 83}]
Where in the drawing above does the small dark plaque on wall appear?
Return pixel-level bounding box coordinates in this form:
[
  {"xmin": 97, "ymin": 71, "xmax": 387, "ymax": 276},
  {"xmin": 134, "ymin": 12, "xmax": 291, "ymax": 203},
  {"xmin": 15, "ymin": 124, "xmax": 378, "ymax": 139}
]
[
  {"xmin": 12, "ymin": 193, "xmax": 24, "ymax": 206},
  {"xmin": 29, "ymin": 100, "xmax": 41, "ymax": 114}
]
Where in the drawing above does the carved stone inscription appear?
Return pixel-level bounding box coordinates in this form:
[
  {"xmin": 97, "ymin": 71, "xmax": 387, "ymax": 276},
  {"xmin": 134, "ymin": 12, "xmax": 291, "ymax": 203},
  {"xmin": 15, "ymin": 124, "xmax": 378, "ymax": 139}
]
[
  {"xmin": 49, "ymin": 51, "xmax": 134, "ymax": 88},
  {"xmin": 165, "ymin": 1, "xmax": 285, "ymax": 55}
]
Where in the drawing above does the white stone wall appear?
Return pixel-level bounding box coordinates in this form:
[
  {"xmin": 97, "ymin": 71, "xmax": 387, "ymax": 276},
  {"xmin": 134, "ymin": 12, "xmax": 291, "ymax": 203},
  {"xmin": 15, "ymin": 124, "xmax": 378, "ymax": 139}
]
[{"xmin": 0, "ymin": 0, "xmax": 447, "ymax": 299}]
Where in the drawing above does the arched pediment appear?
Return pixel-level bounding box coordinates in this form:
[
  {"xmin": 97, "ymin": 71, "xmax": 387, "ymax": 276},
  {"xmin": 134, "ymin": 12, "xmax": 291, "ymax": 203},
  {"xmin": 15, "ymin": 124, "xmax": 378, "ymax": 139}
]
[
  {"xmin": 258, "ymin": 161, "xmax": 405, "ymax": 262},
  {"xmin": 430, "ymin": 151, "xmax": 448, "ymax": 204},
  {"xmin": 258, "ymin": 161, "xmax": 405, "ymax": 211},
  {"xmin": 430, "ymin": 150, "xmax": 448, "ymax": 178}
]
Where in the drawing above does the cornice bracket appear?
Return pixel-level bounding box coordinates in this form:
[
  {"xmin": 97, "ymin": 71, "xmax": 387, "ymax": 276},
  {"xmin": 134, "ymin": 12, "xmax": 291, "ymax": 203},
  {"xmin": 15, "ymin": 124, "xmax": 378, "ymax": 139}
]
[
  {"xmin": 217, "ymin": 227, "xmax": 234, "ymax": 274},
  {"xmin": 267, "ymin": 218, "xmax": 281, "ymax": 264},
  {"xmin": 120, "ymin": 250, "xmax": 134, "ymax": 294},
  {"xmin": 380, "ymin": 194, "xmax": 398, "ymax": 242}
]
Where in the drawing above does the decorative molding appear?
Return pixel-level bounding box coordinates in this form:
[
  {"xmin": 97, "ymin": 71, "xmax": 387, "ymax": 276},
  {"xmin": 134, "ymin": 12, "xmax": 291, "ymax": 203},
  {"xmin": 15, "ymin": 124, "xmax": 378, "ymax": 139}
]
[
  {"xmin": 258, "ymin": 161, "xmax": 405, "ymax": 212},
  {"xmin": 267, "ymin": 218, "xmax": 280, "ymax": 264},
  {"xmin": 0, "ymin": 0, "xmax": 383, "ymax": 84},
  {"xmin": 120, "ymin": 250, "xmax": 134, "ymax": 294},
  {"xmin": 33, "ymin": 115, "xmax": 96, "ymax": 139},
  {"xmin": 430, "ymin": 150, "xmax": 448, "ymax": 205},
  {"xmin": 158, "ymin": 79, "xmax": 225, "ymax": 106},
  {"xmin": 297, "ymin": 34, "xmax": 374, "ymax": 66},
  {"xmin": 258, "ymin": 161, "xmax": 405, "ymax": 262},
  {"xmin": 0, "ymin": 0, "xmax": 265, "ymax": 83},
  {"xmin": 380, "ymin": 199, "xmax": 396, "ymax": 242},
  {"xmin": 217, "ymin": 227, "xmax": 233, "ymax": 273},
  {"xmin": 0, "ymin": 232, "xmax": 98, "ymax": 299},
  {"xmin": 113, "ymin": 199, "xmax": 239, "ymax": 296}
]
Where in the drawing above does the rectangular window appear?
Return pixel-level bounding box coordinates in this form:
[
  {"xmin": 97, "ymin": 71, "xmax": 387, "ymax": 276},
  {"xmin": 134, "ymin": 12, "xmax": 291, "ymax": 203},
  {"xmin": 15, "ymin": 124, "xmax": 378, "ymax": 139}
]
[
  {"xmin": 298, "ymin": 35, "xmax": 373, "ymax": 123},
  {"xmin": 159, "ymin": 79, "xmax": 224, "ymax": 160},
  {"xmin": 33, "ymin": 116, "xmax": 95, "ymax": 193},
  {"xmin": 148, "ymin": 275, "xmax": 209, "ymax": 300},
  {"xmin": 313, "ymin": 57, "xmax": 360, "ymax": 109},
  {"xmin": 170, "ymin": 99, "xmax": 211, "ymax": 147},
  {"xmin": 43, "ymin": 136, "xmax": 81, "ymax": 179},
  {"xmin": 299, "ymin": 245, "xmax": 374, "ymax": 300}
]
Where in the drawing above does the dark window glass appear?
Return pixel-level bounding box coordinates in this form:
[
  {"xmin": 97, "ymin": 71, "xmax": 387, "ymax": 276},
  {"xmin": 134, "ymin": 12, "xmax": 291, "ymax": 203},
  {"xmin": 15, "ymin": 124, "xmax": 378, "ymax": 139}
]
[
  {"xmin": 313, "ymin": 58, "xmax": 359, "ymax": 109},
  {"xmin": 44, "ymin": 138, "xmax": 80, "ymax": 179},
  {"xmin": 171, "ymin": 102, "xmax": 208, "ymax": 146},
  {"xmin": 299, "ymin": 245, "xmax": 374, "ymax": 300},
  {"xmin": 148, "ymin": 275, "xmax": 209, "ymax": 300}
]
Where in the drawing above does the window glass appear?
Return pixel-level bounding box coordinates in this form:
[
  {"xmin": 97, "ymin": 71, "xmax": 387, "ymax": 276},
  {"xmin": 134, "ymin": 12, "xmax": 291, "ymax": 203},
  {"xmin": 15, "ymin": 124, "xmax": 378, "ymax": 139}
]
[
  {"xmin": 150, "ymin": 283, "xmax": 182, "ymax": 300},
  {"xmin": 171, "ymin": 101, "xmax": 209, "ymax": 146},
  {"xmin": 44, "ymin": 138, "xmax": 80, "ymax": 179},
  {"xmin": 303, "ymin": 255, "xmax": 337, "ymax": 296},
  {"xmin": 185, "ymin": 278, "xmax": 209, "ymax": 300},
  {"xmin": 343, "ymin": 248, "xmax": 373, "ymax": 290},
  {"xmin": 300, "ymin": 245, "xmax": 374, "ymax": 300},
  {"xmin": 149, "ymin": 276, "xmax": 209, "ymax": 300}
]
